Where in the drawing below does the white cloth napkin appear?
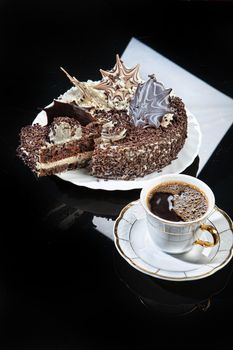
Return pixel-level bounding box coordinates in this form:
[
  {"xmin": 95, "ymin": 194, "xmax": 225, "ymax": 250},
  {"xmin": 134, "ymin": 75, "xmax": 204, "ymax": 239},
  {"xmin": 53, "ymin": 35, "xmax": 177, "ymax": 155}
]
[{"xmin": 122, "ymin": 37, "xmax": 233, "ymax": 172}]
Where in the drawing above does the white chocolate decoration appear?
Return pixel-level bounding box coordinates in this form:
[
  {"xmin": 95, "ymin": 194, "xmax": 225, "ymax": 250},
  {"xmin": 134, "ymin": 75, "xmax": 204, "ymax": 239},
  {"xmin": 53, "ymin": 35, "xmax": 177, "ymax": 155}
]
[
  {"xmin": 94, "ymin": 54, "xmax": 142, "ymax": 110},
  {"xmin": 49, "ymin": 122, "xmax": 82, "ymax": 144},
  {"xmin": 160, "ymin": 113, "xmax": 174, "ymax": 128}
]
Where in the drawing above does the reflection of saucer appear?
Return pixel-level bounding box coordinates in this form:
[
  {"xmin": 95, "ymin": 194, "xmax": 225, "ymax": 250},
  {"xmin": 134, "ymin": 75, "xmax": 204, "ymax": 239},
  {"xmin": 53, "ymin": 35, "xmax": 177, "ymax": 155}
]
[
  {"xmin": 114, "ymin": 201, "xmax": 233, "ymax": 281},
  {"xmin": 113, "ymin": 249, "xmax": 233, "ymax": 316}
]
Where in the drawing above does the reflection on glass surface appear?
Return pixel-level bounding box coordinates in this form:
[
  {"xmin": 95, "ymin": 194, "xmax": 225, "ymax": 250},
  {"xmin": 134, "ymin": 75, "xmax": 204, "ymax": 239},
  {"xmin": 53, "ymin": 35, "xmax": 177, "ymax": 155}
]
[
  {"xmin": 43, "ymin": 157, "xmax": 200, "ymax": 234},
  {"xmin": 113, "ymin": 250, "xmax": 233, "ymax": 317}
]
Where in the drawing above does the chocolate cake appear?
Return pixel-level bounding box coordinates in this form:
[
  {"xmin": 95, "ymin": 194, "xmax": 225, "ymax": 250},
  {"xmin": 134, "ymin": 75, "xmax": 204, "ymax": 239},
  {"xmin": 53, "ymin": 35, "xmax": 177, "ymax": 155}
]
[{"xmin": 18, "ymin": 55, "xmax": 188, "ymax": 180}]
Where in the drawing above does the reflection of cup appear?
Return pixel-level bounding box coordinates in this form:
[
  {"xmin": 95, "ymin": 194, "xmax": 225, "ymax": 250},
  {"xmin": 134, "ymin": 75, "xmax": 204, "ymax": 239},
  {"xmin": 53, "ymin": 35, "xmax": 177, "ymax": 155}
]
[{"xmin": 140, "ymin": 174, "xmax": 220, "ymax": 254}]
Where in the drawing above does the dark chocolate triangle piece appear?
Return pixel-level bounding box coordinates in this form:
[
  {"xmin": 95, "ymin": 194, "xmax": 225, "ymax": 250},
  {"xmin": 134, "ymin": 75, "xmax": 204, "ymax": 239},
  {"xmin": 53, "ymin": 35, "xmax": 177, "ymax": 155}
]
[{"xmin": 44, "ymin": 100, "xmax": 94, "ymax": 126}]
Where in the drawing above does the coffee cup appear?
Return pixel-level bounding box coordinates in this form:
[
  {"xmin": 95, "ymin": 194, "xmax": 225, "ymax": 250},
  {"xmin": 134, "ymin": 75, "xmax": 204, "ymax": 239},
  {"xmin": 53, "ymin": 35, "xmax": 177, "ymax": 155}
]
[{"xmin": 140, "ymin": 174, "xmax": 219, "ymax": 254}]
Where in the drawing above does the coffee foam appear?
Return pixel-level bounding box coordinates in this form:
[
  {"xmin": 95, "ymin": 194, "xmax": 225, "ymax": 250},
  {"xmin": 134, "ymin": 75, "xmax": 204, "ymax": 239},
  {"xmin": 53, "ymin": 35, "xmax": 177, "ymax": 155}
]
[{"xmin": 148, "ymin": 182, "xmax": 208, "ymax": 222}]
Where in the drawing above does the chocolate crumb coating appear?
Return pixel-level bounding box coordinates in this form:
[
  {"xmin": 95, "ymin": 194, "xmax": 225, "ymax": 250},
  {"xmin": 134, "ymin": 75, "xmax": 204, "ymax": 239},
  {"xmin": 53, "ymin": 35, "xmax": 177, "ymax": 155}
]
[
  {"xmin": 91, "ymin": 97, "xmax": 187, "ymax": 179},
  {"xmin": 17, "ymin": 123, "xmax": 48, "ymax": 171}
]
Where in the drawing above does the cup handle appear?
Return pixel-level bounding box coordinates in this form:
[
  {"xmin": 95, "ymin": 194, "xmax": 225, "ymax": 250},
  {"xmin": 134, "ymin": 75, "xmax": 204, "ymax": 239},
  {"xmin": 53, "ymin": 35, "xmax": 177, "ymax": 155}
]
[{"xmin": 194, "ymin": 224, "xmax": 220, "ymax": 248}]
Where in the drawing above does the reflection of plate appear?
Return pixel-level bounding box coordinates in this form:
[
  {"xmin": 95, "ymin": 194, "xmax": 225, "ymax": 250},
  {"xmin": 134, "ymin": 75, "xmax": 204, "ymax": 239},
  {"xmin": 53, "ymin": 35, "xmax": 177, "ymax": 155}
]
[
  {"xmin": 52, "ymin": 176, "xmax": 140, "ymax": 218},
  {"xmin": 33, "ymin": 108, "xmax": 201, "ymax": 191},
  {"xmin": 114, "ymin": 201, "xmax": 233, "ymax": 281}
]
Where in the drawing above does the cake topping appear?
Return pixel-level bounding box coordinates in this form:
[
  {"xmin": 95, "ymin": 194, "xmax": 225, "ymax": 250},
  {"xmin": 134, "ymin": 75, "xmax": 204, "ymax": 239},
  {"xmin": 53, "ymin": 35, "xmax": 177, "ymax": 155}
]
[
  {"xmin": 48, "ymin": 117, "xmax": 82, "ymax": 145},
  {"xmin": 94, "ymin": 55, "xmax": 141, "ymax": 110},
  {"xmin": 160, "ymin": 113, "xmax": 174, "ymax": 128},
  {"xmin": 60, "ymin": 67, "xmax": 109, "ymax": 111},
  {"xmin": 129, "ymin": 75, "xmax": 172, "ymax": 128},
  {"xmin": 101, "ymin": 120, "xmax": 127, "ymax": 143},
  {"xmin": 44, "ymin": 100, "xmax": 94, "ymax": 126}
]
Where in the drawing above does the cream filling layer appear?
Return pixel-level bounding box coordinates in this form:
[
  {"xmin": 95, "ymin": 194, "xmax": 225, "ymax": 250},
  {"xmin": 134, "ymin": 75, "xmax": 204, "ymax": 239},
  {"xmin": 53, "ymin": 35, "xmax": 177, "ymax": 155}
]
[{"xmin": 37, "ymin": 151, "xmax": 93, "ymax": 170}]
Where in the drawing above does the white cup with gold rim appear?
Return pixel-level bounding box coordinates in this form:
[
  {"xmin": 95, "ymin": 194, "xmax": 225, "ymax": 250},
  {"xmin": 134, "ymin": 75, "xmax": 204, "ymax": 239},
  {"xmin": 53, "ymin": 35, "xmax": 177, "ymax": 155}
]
[{"xmin": 140, "ymin": 174, "xmax": 220, "ymax": 254}]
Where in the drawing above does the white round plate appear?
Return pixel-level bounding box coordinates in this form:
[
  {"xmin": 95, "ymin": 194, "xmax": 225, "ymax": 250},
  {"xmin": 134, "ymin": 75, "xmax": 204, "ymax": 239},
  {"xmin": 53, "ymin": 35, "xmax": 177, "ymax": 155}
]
[
  {"xmin": 114, "ymin": 201, "xmax": 233, "ymax": 281},
  {"xmin": 33, "ymin": 107, "xmax": 201, "ymax": 191}
]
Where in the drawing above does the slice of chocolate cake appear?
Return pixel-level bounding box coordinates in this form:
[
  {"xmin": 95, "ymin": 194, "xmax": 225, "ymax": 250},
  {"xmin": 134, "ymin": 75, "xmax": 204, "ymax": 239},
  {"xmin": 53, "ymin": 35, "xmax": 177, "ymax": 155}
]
[{"xmin": 17, "ymin": 117, "xmax": 100, "ymax": 176}]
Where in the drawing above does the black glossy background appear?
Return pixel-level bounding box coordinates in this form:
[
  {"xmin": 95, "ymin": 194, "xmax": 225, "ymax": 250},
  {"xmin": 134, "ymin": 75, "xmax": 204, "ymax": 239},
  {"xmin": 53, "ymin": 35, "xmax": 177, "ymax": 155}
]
[{"xmin": 1, "ymin": 1, "xmax": 233, "ymax": 349}]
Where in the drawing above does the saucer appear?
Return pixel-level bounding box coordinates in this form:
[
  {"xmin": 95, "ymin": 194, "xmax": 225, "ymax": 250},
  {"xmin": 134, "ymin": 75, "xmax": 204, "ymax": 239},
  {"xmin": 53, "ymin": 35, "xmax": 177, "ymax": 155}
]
[{"xmin": 114, "ymin": 201, "xmax": 233, "ymax": 281}]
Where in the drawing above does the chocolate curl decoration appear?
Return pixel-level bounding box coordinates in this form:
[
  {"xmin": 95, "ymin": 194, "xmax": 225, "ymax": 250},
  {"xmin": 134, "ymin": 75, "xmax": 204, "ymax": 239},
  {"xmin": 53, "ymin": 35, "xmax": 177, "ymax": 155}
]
[
  {"xmin": 94, "ymin": 54, "xmax": 141, "ymax": 102},
  {"xmin": 44, "ymin": 100, "xmax": 94, "ymax": 126},
  {"xmin": 60, "ymin": 67, "xmax": 109, "ymax": 109},
  {"xmin": 60, "ymin": 67, "xmax": 92, "ymax": 99}
]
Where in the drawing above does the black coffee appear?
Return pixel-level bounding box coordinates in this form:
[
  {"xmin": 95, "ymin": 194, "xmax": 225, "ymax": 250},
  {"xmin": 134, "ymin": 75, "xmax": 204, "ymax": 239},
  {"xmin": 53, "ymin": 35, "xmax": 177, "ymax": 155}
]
[{"xmin": 147, "ymin": 182, "xmax": 208, "ymax": 222}]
